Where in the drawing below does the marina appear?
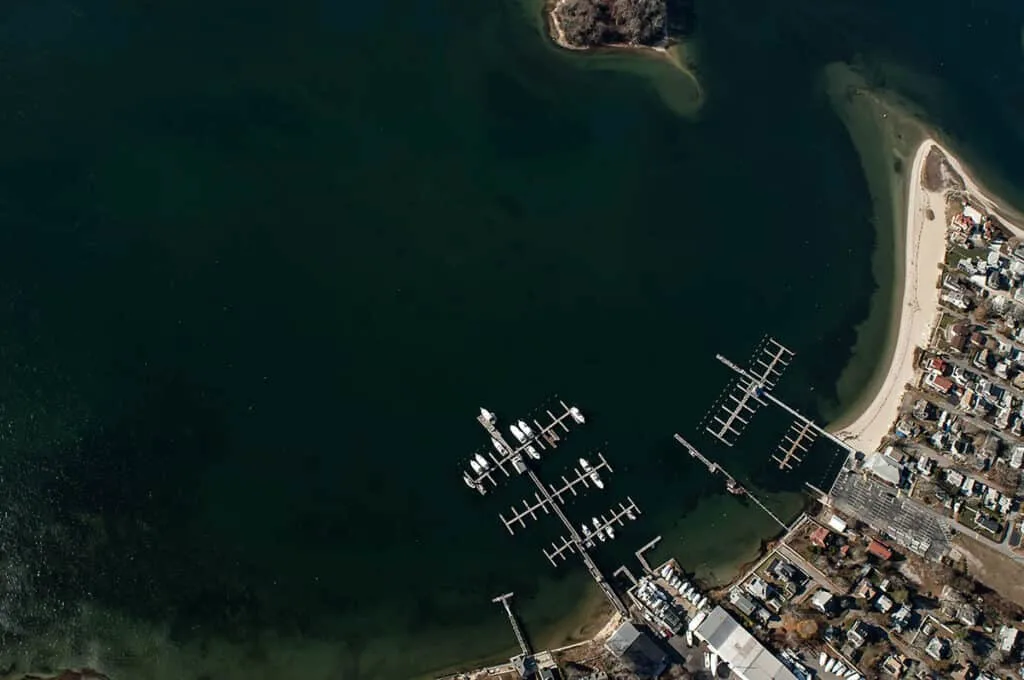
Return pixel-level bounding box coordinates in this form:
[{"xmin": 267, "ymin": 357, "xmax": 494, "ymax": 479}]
[{"xmin": 461, "ymin": 401, "xmax": 638, "ymax": 618}]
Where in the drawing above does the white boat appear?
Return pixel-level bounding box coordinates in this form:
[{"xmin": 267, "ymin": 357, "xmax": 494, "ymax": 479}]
[
  {"xmin": 581, "ymin": 524, "xmax": 594, "ymax": 547},
  {"xmin": 463, "ymin": 473, "xmax": 475, "ymax": 488},
  {"xmin": 818, "ymin": 652, "xmax": 827, "ymax": 667},
  {"xmin": 626, "ymin": 508, "xmax": 636, "ymax": 520},
  {"xmin": 710, "ymin": 652, "xmax": 719, "ymax": 676},
  {"xmin": 475, "ymin": 453, "xmax": 490, "ymax": 470},
  {"xmin": 525, "ymin": 444, "xmax": 540, "ymax": 460},
  {"xmin": 824, "ymin": 658, "xmax": 836, "ymax": 673},
  {"xmin": 470, "ymin": 460, "xmax": 482, "ymax": 474},
  {"xmin": 660, "ymin": 564, "xmax": 673, "ymax": 579},
  {"xmin": 696, "ymin": 595, "xmax": 708, "ymax": 609},
  {"xmin": 509, "ymin": 424, "xmax": 526, "ymax": 443},
  {"xmin": 685, "ymin": 630, "xmax": 694, "ymax": 647},
  {"xmin": 480, "ymin": 407, "xmax": 495, "ymax": 423},
  {"xmin": 835, "ymin": 664, "xmax": 848, "ymax": 676},
  {"xmin": 703, "ymin": 651, "xmax": 710, "ymax": 669},
  {"xmin": 570, "ymin": 406, "xmax": 585, "ymax": 423},
  {"xmin": 846, "ymin": 671, "xmax": 859, "ymax": 680},
  {"xmin": 592, "ymin": 517, "xmax": 607, "ymax": 541},
  {"xmin": 491, "ymin": 438, "xmax": 507, "ymax": 455},
  {"xmin": 605, "ymin": 524, "xmax": 615, "ymax": 540},
  {"xmin": 688, "ymin": 610, "xmax": 707, "ymax": 631},
  {"xmin": 517, "ymin": 419, "xmax": 535, "ymax": 438},
  {"xmin": 579, "ymin": 457, "xmax": 604, "ymax": 489}
]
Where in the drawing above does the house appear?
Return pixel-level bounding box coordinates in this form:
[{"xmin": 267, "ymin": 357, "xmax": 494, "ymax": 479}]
[
  {"xmin": 728, "ymin": 589, "xmax": 757, "ymax": 617},
  {"xmin": 948, "ymin": 323, "xmax": 971, "ymax": 352},
  {"xmin": 998, "ymin": 625, "xmax": 1019, "ymax": 653},
  {"xmin": 810, "ymin": 526, "xmax": 831, "ymax": 549},
  {"xmin": 852, "ymin": 579, "xmax": 877, "ymax": 601},
  {"xmin": 891, "ymin": 604, "xmax": 913, "ymax": 628},
  {"xmin": 926, "ymin": 373, "xmax": 955, "ymax": 395},
  {"xmin": 875, "ymin": 594, "xmax": 895, "ymax": 613},
  {"xmin": 770, "ymin": 559, "xmax": 806, "ymax": 586},
  {"xmin": 929, "ymin": 357, "xmax": 949, "ymax": 374},
  {"xmin": 811, "ymin": 590, "xmax": 835, "ymax": 614},
  {"xmin": 744, "ymin": 576, "xmax": 772, "ymax": 601},
  {"xmin": 881, "ymin": 655, "xmax": 907, "ymax": 677},
  {"xmin": 975, "ymin": 514, "xmax": 1001, "ymax": 534},
  {"xmin": 847, "ymin": 620, "xmax": 872, "ymax": 648},
  {"xmin": 958, "ymin": 603, "xmax": 979, "ymax": 627},
  {"xmin": 867, "ymin": 539, "xmax": 893, "ymax": 561},
  {"xmin": 926, "ymin": 636, "xmax": 950, "ymax": 661}
]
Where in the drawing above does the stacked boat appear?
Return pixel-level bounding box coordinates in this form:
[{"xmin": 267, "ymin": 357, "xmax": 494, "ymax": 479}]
[
  {"xmin": 634, "ymin": 576, "xmax": 682, "ymax": 637},
  {"xmin": 659, "ymin": 563, "xmax": 708, "ymax": 611},
  {"xmin": 819, "ymin": 652, "xmax": 863, "ymax": 680}
]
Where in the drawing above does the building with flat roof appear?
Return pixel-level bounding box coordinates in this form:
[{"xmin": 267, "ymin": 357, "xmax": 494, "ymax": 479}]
[
  {"xmin": 694, "ymin": 606, "xmax": 797, "ymax": 680},
  {"xmin": 604, "ymin": 622, "xmax": 667, "ymax": 679}
]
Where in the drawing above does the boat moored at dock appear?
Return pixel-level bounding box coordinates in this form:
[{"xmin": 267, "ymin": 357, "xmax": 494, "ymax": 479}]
[
  {"xmin": 569, "ymin": 406, "xmax": 585, "ymax": 423},
  {"xmin": 517, "ymin": 419, "xmax": 535, "ymax": 438},
  {"xmin": 509, "ymin": 424, "xmax": 526, "ymax": 443},
  {"xmin": 579, "ymin": 457, "xmax": 604, "ymax": 489},
  {"xmin": 480, "ymin": 407, "xmax": 495, "ymax": 423}
]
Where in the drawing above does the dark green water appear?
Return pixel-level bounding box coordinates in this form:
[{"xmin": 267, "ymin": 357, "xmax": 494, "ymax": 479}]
[{"xmin": 0, "ymin": 0, "xmax": 1023, "ymax": 678}]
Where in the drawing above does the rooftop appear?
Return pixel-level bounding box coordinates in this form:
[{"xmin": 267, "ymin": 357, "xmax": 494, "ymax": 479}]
[{"xmin": 695, "ymin": 606, "xmax": 796, "ymax": 680}]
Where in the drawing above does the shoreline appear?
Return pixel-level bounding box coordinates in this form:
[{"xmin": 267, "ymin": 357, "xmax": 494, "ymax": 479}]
[
  {"xmin": 540, "ymin": 0, "xmax": 703, "ymax": 101},
  {"xmin": 833, "ymin": 136, "xmax": 1024, "ymax": 455},
  {"xmin": 830, "ymin": 138, "xmax": 947, "ymax": 453}
]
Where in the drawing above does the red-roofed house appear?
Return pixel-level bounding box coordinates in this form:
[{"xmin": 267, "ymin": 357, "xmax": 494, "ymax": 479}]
[
  {"xmin": 930, "ymin": 358, "xmax": 949, "ymax": 374},
  {"xmin": 867, "ymin": 539, "xmax": 893, "ymax": 561},
  {"xmin": 927, "ymin": 374, "xmax": 955, "ymax": 395},
  {"xmin": 810, "ymin": 526, "xmax": 831, "ymax": 549}
]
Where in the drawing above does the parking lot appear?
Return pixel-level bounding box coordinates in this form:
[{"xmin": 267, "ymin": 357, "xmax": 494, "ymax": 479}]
[{"xmin": 830, "ymin": 470, "xmax": 952, "ymax": 560}]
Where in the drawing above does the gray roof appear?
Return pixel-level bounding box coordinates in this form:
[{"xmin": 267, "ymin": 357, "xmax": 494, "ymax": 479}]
[
  {"xmin": 695, "ymin": 607, "xmax": 797, "ymax": 680},
  {"xmin": 604, "ymin": 622, "xmax": 668, "ymax": 679}
]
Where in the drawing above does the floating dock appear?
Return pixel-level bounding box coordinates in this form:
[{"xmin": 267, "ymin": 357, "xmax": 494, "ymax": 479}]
[{"xmin": 463, "ymin": 401, "xmax": 635, "ymax": 619}]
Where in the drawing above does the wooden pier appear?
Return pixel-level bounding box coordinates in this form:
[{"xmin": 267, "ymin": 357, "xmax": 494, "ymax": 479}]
[
  {"xmin": 493, "ymin": 592, "xmax": 531, "ymax": 658},
  {"xmin": 466, "ymin": 403, "xmax": 633, "ymax": 620},
  {"xmin": 774, "ymin": 420, "xmax": 817, "ymax": 470},
  {"xmin": 674, "ymin": 434, "xmax": 788, "ymax": 530}
]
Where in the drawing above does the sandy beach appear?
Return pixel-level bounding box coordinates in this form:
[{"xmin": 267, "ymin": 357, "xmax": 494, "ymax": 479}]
[
  {"xmin": 837, "ymin": 139, "xmax": 1024, "ymax": 453},
  {"xmin": 835, "ymin": 139, "xmax": 948, "ymax": 453}
]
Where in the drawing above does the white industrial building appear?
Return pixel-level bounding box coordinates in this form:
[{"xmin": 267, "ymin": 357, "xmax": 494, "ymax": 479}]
[{"xmin": 694, "ymin": 606, "xmax": 797, "ymax": 680}]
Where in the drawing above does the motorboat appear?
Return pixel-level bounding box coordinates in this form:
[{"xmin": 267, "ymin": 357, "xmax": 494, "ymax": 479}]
[
  {"xmin": 579, "ymin": 457, "xmax": 604, "ymax": 489},
  {"xmin": 818, "ymin": 652, "xmax": 827, "ymax": 668},
  {"xmin": 835, "ymin": 663, "xmax": 848, "ymax": 676},
  {"xmin": 525, "ymin": 444, "xmax": 540, "ymax": 460},
  {"xmin": 626, "ymin": 508, "xmax": 636, "ymax": 520},
  {"xmin": 480, "ymin": 407, "xmax": 495, "ymax": 423},
  {"xmin": 605, "ymin": 524, "xmax": 615, "ymax": 540},
  {"xmin": 688, "ymin": 610, "xmax": 707, "ymax": 631},
  {"xmin": 710, "ymin": 652, "xmax": 719, "ymax": 676},
  {"xmin": 475, "ymin": 453, "xmax": 490, "ymax": 470},
  {"xmin": 660, "ymin": 564, "xmax": 673, "ymax": 579},
  {"xmin": 824, "ymin": 658, "xmax": 836, "ymax": 673},
  {"xmin": 570, "ymin": 406, "xmax": 585, "ymax": 423},
  {"xmin": 592, "ymin": 517, "xmax": 607, "ymax": 541},
  {"xmin": 581, "ymin": 524, "xmax": 594, "ymax": 547},
  {"xmin": 463, "ymin": 473, "xmax": 475, "ymax": 488},
  {"xmin": 846, "ymin": 671, "xmax": 859, "ymax": 680},
  {"xmin": 470, "ymin": 459, "xmax": 482, "ymax": 475},
  {"xmin": 703, "ymin": 651, "xmax": 710, "ymax": 669},
  {"xmin": 491, "ymin": 438, "xmax": 507, "ymax": 455},
  {"xmin": 696, "ymin": 595, "xmax": 708, "ymax": 610},
  {"xmin": 517, "ymin": 419, "xmax": 535, "ymax": 438},
  {"xmin": 509, "ymin": 424, "xmax": 526, "ymax": 443},
  {"xmin": 685, "ymin": 630, "xmax": 694, "ymax": 647}
]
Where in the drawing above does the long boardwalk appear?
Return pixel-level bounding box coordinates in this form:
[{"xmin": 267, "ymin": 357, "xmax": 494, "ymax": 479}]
[
  {"xmin": 674, "ymin": 434, "xmax": 788, "ymax": 530},
  {"xmin": 493, "ymin": 592, "xmax": 530, "ymax": 657}
]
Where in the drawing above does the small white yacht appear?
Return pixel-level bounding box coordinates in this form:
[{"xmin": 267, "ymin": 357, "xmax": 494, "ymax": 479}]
[
  {"xmin": 710, "ymin": 652, "xmax": 719, "ymax": 676},
  {"xmin": 685, "ymin": 629, "xmax": 694, "ymax": 647},
  {"xmin": 660, "ymin": 564, "xmax": 673, "ymax": 579},
  {"xmin": 626, "ymin": 508, "xmax": 636, "ymax": 520},
  {"xmin": 696, "ymin": 595, "xmax": 708, "ymax": 610},
  {"xmin": 463, "ymin": 473, "xmax": 475, "ymax": 488},
  {"xmin": 470, "ymin": 459, "xmax": 482, "ymax": 474},
  {"xmin": 474, "ymin": 453, "xmax": 490, "ymax": 470},
  {"xmin": 480, "ymin": 407, "xmax": 495, "ymax": 423},
  {"xmin": 525, "ymin": 444, "xmax": 540, "ymax": 460},
  {"xmin": 605, "ymin": 524, "xmax": 615, "ymax": 540},
  {"xmin": 517, "ymin": 419, "xmax": 535, "ymax": 438},
  {"xmin": 818, "ymin": 652, "xmax": 827, "ymax": 667},
  {"xmin": 491, "ymin": 438, "xmax": 507, "ymax": 455},
  {"xmin": 581, "ymin": 524, "xmax": 594, "ymax": 547},
  {"xmin": 579, "ymin": 457, "xmax": 604, "ymax": 489},
  {"xmin": 509, "ymin": 424, "xmax": 526, "ymax": 444},
  {"xmin": 569, "ymin": 406, "xmax": 585, "ymax": 423},
  {"xmin": 592, "ymin": 517, "xmax": 607, "ymax": 541},
  {"xmin": 703, "ymin": 651, "xmax": 710, "ymax": 669},
  {"xmin": 824, "ymin": 658, "xmax": 836, "ymax": 673}
]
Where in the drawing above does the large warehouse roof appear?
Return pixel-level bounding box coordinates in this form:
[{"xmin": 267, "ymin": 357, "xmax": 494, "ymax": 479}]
[{"xmin": 694, "ymin": 606, "xmax": 796, "ymax": 680}]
